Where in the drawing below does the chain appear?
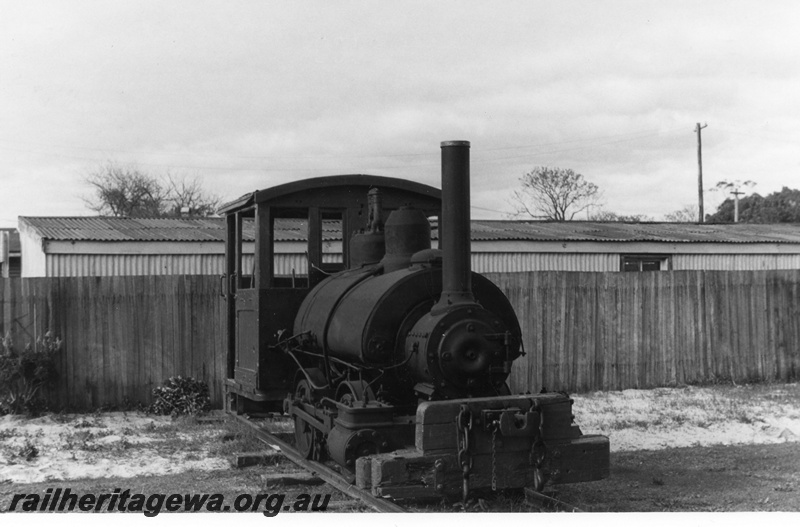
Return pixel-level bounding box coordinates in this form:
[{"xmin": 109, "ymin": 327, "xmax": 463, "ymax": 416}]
[
  {"xmin": 529, "ymin": 403, "xmax": 547, "ymax": 491},
  {"xmin": 491, "ymin": 423, "xmax": 498, "ymax": 491},
  {"xmin": 455, "ymin": 405, "xmax": 473, "ymax": 503}
]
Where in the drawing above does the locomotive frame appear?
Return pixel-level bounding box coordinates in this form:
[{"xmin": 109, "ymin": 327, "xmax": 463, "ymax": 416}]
[{"xmin": 221, "ymin": 141, "xmax": 609, "ymax": 501}]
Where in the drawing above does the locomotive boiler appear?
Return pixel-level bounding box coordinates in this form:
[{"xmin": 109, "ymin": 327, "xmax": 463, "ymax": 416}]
[{"xmin": 221, "ymin": 141, "xmax": 609, "ymax": 500}]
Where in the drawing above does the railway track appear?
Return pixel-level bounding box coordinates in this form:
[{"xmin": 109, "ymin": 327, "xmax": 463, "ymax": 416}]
[
  {"xmin": 524, "ymin": 488, "xmax": 586, "ymax": 512},
  {"xmin": 231, "ymin": 413, "xmax": 406, "ymax": 513}
]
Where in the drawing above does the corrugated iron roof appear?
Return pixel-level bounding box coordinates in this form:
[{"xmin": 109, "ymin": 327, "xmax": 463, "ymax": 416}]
[
  {"xmin": 18, "ymin": 217, "xmax": 342, "ymax": 243},
  {"xmin": 17, "ymin": 217, "xmax": 800, "ymax": 245},
  {"xmin": 457, "ymin": 221, "xmax": 800, "ymax": 244}
]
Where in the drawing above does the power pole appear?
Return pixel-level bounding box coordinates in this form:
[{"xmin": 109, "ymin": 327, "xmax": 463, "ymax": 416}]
[
  {"xmin": 732, "ymin": 188, "xmax": 745, "ymax": 223},
  {"xmin": 710, "ymin": 179, "xmax": 755, "ymax": 223},
  {"xmin": 695, "ymin": 122, "xmax": 708, "ymax": 223}
]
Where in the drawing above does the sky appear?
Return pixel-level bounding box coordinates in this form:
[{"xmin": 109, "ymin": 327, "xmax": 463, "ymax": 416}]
[{"xmin": 2, "ymin": 1, "xmax": 799, "ymax": 228}]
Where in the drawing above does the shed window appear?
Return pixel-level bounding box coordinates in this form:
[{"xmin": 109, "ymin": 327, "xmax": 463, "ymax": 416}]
[
  {"xmin": 621, "ymin": 255, "xmax": 670, "ymax": 272},
  {"xmin": 8, "ymin": 256, "xmax": 20, "ymax": 278}
]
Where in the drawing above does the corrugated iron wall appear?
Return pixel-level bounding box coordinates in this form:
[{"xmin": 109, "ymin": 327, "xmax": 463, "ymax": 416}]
[
  {"xmin": 40, "ymin": 251, "xmax": 800, "ymax": 276},
  {"xmin": 673, "ymin": 254, "xmax": 800, "ymax": 271},
  {"xmin": 44, "ymin": 254, "xmax": 344, "ymax": 277},
  {"xmin": 471, "ymin": 252, "xmax": 618, "ymax": 272},
  {"xmin": 46, "ymin": 254, "xmax": 239, "ymax": 276}
]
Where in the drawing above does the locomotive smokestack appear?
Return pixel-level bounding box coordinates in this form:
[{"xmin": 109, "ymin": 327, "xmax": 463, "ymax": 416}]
[{"xmin": 434, "ymin": 140, "xmax": 474, "ymax": 311}]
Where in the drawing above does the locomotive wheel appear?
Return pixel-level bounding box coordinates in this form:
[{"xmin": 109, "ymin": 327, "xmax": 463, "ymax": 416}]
[
  {"xmin": 293, "ymin": 380, "xmax": 317, "ymax": 459},
  {"xmin": 336, "ymin": 380, "xmax": 375, "ymax": 406}
]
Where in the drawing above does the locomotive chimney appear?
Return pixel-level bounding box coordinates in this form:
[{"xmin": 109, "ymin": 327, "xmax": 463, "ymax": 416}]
[{"xmin": 434, "ymin": 140, "xmax": 474, "ymax": 311}]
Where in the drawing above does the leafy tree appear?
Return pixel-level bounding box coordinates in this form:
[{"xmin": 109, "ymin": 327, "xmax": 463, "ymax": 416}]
[
  {"xmin": 511, "ymin": 167, "xmax": 601, "ymax": 221},
  {"xmin": 712, "ymin": 179, "xmax": 756, "ymax": 195},
  {"xmin": 707, "ymin": 187, "xmax": 800, "ymax": 223},
  {"xmin": 83, "ymin": 162, "xmax": 221, "ymax": 217},
  {"xmin": 663, "ymin": 204, "xmax": 699, "ymax": 222},
  {"xmin": 709, "ymin": 180, "xmax": 756, "ymax": 222}
]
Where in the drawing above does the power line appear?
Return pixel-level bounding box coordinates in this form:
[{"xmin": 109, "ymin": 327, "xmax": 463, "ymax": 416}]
[
  {"xmin": 0, "ymin": 138, "xmax": 434, "ymax": 160},
  {"xmin": 476, "ymin": 129, "xmax": 678, "ymax": 163},
  {"xmin": 469, "ymin": 204, "xmax": 509, "ymax": 216},
  {"xmin": 0, "ymin": 126, "xmax": 680, "ymax": 158},
  {"xmin": 478, "ymin": 126, "xmax": 685, "ymax": 153},
  {"xmin": 0, "ymin": 126, "xmax": 686, "ymax": 176}
]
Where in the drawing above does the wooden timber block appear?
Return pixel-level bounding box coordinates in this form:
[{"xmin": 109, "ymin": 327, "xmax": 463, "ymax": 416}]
[
  {"xmin": 415, "ymin": 394, "xmax": 580, "ymax": 453},
  {"xmin": 235, "ymin": 451, "xmax": 283, "ymax": 468},
  {"xmin": 369, "ymin": 450, "xmax": 457, "ymax": 499},
  {"xmin": 355, "ymin": 456, "xmax": 372, "ymax": 489},
  {"xmin": 260, "ymin": 471, "xmax": 325, "ymax": 487},
  {"xmin": 416, "ymin": 422, "xmax": 534, "ymax": 454},
  {"xmin": 544, "ymin": 435, "xmax": 610, "ymax": 485},
  {"xmin": 195, "ymin": 415, "xmax": 227, "ymax": 424},
  {"xmin": 366, "ymin": 448, "xmax": 559, "ymax": 498},
  {"xmin": 364, "ymin": 435, "xmax": 609, "ymax": 498}
]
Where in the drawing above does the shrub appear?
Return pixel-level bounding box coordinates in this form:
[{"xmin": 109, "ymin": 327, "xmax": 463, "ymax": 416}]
[
  {"xmin": 148, "ymin": 376, "xmax": 211, "ymax": 417},
  {"xmin": 0, "ymin": 332, "xmax": 61, "ymax": 416}
]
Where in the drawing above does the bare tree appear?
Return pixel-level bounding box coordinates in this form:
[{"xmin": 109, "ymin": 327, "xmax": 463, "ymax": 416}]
[
  {"xmin": 83, "ymin": 163, "xmax": 220, "ymax": 217},
  {"xmin": 663, "ymin": 204, "xmax": 699, "ymax": 222},
  {"xmin": 165, "ymin": 174, "xmax": 222, "ymax": 217},
  {"xmin": 84, "ymin": 162, "xmax": 168, "ymax": 217},
  {"xmin": 588, "ymin": 210, "xmax": 653, "ymax": 222},
  {"xmin": 511, "ymin": 167, "xmax": 601, "ymax": 221}
]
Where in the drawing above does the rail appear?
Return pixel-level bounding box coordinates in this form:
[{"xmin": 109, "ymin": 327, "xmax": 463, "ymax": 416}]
[{"xmin": 230, "ymin": 414, "xmax": 406, "ymax": 513}]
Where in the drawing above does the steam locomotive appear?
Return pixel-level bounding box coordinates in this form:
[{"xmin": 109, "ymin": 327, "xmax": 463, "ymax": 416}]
[{"xmin": 221, "ymin": 141, "xmax": 608, "ymax": 500}]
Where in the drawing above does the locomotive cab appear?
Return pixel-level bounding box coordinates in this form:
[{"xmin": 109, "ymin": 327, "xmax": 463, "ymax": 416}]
[{"xmin": 219, "ymin": 175, "xmax": 441, "ymax": 412}]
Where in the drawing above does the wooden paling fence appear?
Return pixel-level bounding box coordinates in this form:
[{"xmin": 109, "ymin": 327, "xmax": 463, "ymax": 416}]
[
  {"xmin": 1, "ymin": 270, "xmax": 799, "ymax": 409},
  {"xmin": 0, "ymin": 276, "xmax": 226, "ymax": 410},
  {"xmin": 485, "ymin": 270, "xmax": 800, "ymax": 393}
]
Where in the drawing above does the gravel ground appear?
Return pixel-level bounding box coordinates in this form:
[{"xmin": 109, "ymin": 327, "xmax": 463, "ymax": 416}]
[{"xmin": 1, "ymin": 382, "xmax": 799, "ymax": 513}]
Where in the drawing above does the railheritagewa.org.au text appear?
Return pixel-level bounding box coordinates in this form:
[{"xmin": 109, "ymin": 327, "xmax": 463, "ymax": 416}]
[{"xmin": 6, "ymin": 488, "xmax": 332, "ymax": 516}]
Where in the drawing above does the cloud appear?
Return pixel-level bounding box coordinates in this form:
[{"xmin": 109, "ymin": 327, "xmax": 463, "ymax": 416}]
[{"xmin": 1, "ymin": 2, "xmax": 799, "ymax": 226}]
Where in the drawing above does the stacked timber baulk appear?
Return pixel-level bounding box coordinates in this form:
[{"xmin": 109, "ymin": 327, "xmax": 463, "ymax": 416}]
[{"xmin": 0, "ymin": 270, "xmax": 799, "ymax": 409}]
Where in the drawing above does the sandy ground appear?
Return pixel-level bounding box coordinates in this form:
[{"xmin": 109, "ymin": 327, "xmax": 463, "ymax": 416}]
[
  {"xmin": 573, "ymin": 384, "xmax": 800, "ymax": 451},
  {"xmin": 0, "ymin": 413, "xmax": 229, "ymax": 484},
  {"xmin": 1, "ymin": 383, "xmax": 799, "ymax": 485}
]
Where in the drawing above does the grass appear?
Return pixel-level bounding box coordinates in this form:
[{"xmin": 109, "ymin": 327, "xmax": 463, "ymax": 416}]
[{"xmin": 575, "ymin": 381, "xmax": 799, "ymax": 433}]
